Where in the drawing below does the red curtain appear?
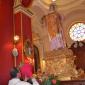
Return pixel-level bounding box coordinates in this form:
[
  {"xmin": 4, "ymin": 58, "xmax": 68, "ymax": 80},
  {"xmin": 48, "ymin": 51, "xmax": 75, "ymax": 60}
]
[{"xmin": 0, "ymin": 0, "xmax": 14, "ymax": 85}]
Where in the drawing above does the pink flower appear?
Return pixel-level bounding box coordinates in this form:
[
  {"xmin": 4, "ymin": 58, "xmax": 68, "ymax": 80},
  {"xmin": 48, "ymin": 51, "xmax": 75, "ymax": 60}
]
[{"xmin": 51, "ymin": 79, "xmax": 57, "ymax": 85}]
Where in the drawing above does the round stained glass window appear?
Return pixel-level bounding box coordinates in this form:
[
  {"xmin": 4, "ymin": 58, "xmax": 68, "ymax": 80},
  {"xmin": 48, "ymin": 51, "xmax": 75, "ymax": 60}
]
[{"xmin": 69, "ymin": 23, "xmax": 85, "ymax": 41}]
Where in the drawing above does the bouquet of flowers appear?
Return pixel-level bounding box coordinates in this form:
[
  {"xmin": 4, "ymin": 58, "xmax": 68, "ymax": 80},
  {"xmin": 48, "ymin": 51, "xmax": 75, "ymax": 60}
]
[{"xmin": 41, "ymin": 74, "xmax": 60, "ymax": 85}]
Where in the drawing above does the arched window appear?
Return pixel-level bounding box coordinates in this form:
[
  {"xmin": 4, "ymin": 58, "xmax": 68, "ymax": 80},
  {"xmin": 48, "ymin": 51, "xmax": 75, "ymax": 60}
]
[{"xmin": 69, "ymin": 23, "xmax": 85, "ymax": 41}]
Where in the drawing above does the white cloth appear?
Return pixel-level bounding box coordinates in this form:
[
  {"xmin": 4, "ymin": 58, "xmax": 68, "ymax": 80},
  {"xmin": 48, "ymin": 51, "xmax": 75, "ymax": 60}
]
[
  {"xmin": 17, "ymin": 81, "xmax": 31, "ymax": 85},
  {"xmin": 32, "ymin": 78, "xmax": 39, "ymax": 85},
  {"xmin": 8, "ymin": 78, "xmax": 20, "ymax": 85},
  {"xmin": 8, "ymin": 78, "xmax": 31, "ymax": 85}
]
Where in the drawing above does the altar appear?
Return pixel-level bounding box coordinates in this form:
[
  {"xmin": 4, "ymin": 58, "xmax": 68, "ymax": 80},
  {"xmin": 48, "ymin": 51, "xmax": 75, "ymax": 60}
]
[{"xmin": 45, "ymin": 48, "xmax": 78, "ymax": 80}]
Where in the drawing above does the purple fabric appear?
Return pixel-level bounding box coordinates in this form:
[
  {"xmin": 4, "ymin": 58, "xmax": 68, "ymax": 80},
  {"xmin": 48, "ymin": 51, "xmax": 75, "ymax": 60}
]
[{"xmin": 50, "ymin": 34, "xmax": 64, "ymax": 50}]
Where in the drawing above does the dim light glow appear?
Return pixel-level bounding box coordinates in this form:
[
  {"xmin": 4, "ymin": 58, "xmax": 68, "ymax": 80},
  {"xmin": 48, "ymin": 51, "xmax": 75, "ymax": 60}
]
[
  {"xmin": 14, "ymin": 35, "xmax": 20, "ymax": 43},
  {"xmin": 52, "ymin": 0, "xmax": 56, "ymax": 1}
]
